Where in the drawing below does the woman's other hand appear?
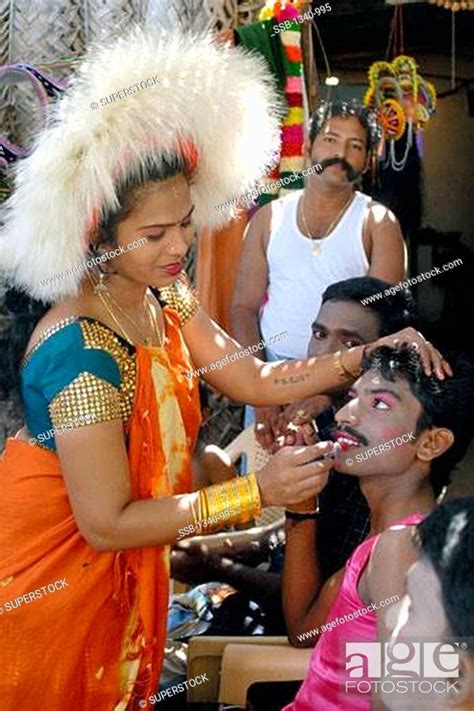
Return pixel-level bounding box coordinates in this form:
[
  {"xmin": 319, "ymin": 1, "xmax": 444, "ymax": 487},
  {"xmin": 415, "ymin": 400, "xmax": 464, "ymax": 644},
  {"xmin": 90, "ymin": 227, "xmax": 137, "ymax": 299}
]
[{"xmin": 366, "ymin": 326, "xmax": 452, "ymax": 379}]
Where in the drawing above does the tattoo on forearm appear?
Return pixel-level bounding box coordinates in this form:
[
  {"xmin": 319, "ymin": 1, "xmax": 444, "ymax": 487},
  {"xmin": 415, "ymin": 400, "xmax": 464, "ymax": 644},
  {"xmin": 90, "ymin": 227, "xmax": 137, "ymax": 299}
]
[{"xmin": 274, "ymin": 373, "xmax": 311, "ymax": 386}]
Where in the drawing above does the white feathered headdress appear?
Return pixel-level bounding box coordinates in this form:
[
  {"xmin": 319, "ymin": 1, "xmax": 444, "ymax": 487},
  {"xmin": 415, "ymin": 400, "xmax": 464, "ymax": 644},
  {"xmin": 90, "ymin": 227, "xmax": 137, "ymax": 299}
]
[{"xmin": 0, "ymin": 27, "xmax": 280, "ymax": 302}]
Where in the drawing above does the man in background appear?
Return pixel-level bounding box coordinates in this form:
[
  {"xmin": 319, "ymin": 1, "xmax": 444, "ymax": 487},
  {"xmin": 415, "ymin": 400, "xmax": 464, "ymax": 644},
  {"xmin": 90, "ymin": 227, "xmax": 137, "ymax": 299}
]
[{"xmin": 230, "ymin": 99, "xmax": 406, "ymax": 440}]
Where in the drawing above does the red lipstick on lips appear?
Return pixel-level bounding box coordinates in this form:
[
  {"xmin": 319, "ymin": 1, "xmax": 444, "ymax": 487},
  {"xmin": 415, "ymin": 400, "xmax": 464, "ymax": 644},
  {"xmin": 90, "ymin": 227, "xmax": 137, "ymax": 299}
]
[
  {"xmin": 162, "ymin": 261, "xmax": 183, "ymax": 276},
  {"xmin": 333, "ymin": 429, "xmax": 365, "ymax": 449}
]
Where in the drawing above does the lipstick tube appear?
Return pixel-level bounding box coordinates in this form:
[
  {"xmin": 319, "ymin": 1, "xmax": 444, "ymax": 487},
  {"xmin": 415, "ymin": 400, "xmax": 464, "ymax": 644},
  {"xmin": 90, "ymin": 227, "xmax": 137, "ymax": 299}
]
[{"xmin": 313, "ymin": 441, "xmax": 343, "ymax": 462}]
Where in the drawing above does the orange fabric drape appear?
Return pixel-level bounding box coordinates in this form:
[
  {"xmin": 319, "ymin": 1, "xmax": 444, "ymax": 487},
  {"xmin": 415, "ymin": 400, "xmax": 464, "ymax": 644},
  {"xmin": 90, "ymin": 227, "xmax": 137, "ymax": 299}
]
[
  {"xmin": 0, "ymin": 308, "xmax": 200, "ymax": 711},
  {"xmin": 196, "ymin": 213, "xmax": 248, "ymax": 333}
]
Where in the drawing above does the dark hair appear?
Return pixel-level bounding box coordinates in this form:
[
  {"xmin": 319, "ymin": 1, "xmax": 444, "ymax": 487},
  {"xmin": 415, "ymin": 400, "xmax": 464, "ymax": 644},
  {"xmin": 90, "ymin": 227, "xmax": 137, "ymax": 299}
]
[
  {"xmin": 321, "ymin": 277, "xmax": 416, "ymax": 337},
  {"xmin": 92, "ymin": 154, "xmax": 191, "ymax": 251},
  {"xmin": 0, "ymin": 153, "xmax": 191, "ymax": 399},
  {"xmin": 309, "ymin": 99, "xmax": 381, "ymax": 153},
  {"xmin": 362, "ymin": 345, "xmax": 474, "ymax": 496},
  {"xmin": 415, "ymin": 497, "xmax": 474, "ymax": 641}
]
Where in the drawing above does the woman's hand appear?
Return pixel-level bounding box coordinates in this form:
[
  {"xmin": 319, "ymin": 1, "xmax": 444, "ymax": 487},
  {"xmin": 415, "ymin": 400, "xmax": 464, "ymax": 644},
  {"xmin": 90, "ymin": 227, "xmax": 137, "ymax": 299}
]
[
  {"xmin": 280, "ymin": 421, "xmax": 317, "ymax": 448},
  {"xmin": 255, "ymin": 405, "xmax": 282, "ymax": 451},
  {"xmin": 272, "ymin": 395, "xmax": 331, "ymax": 448},
  {"xmin": 366, "ymin": 327, "xmax": 452, "ymax": 379},
  {"xmin": 255, "ymin": 442, "xmax": 333, "ymax": 508},
  {"xmin": 277, "ymin": 396, "xmax": 332, "ymax": 431}
]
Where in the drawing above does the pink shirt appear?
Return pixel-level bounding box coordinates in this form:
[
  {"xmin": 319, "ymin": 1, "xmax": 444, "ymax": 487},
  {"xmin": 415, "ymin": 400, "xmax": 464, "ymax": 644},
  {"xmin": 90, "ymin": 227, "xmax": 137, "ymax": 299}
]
[{"xmin": 283, "ymin": 513, "xmax": 425, "ymax": 711}]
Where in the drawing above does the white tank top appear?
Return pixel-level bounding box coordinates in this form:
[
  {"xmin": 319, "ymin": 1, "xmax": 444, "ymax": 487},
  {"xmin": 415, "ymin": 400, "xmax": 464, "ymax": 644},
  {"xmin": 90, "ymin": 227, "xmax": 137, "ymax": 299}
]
[{"xmin": 260, "ymin": 189, "xmax": 370, "ymax": 359}]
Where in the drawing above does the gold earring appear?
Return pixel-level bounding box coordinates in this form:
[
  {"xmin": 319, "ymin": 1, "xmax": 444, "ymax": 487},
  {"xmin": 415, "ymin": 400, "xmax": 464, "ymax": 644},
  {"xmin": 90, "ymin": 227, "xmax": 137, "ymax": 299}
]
[{"xmin": 93, "ymin": 270, "xmax": 109, "ymax": 294}]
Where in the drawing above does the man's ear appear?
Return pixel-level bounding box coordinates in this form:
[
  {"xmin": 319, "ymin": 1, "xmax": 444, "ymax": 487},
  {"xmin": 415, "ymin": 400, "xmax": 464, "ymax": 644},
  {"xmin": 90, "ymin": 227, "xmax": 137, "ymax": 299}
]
[{"xmin": 416, "ymin": 427, "xmax": 455, "ymax": 463}]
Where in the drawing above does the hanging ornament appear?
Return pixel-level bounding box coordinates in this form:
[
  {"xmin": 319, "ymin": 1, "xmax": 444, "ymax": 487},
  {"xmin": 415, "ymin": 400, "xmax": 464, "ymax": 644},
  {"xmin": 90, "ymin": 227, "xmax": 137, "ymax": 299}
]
[
  {"xmin": 378, "ymin": 98, "xmax": 406, "ymax": 141},
  {"xmin": 364, "ymin": 55, "xmax": 436, "ymax": 171}
]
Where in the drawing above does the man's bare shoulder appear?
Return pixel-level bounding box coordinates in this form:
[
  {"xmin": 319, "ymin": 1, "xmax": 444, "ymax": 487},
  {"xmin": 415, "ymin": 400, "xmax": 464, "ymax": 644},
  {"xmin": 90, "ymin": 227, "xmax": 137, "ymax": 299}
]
[
  {"xmin": 365, "ymin": 198, "xmax": 399, "ymax": 225},
  {"xmin": 248, "ymin": 200, "xmax": 274, "ymax": 228},
  {"xmin": 368, "ymin": 523, "xmax": 420, "ymax": 583},
  {"xmin": 246, "ymin": 198, "xmax": 286, "ymax": 251}
]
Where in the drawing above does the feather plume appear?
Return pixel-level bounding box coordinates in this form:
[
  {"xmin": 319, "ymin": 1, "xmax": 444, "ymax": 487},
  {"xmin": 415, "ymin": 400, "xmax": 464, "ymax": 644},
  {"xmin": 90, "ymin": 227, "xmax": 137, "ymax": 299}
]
[{"xmin": 0, "ymin": 26, "xmax": 281, "ymax": 302}]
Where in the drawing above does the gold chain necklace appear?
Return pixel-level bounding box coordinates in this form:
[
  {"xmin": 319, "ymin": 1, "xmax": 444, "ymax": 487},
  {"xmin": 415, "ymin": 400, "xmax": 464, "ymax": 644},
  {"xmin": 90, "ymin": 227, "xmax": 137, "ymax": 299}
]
[
  {"xmin": 300, "ymin": 193, "xmax": 354, "ymax": 256},
  {"xmin": 87, "ymin": 270, "xmax": 163, "ymax": 347},
  {"xmin": 104, "ymin": 290, "xmax": 163, "ymax": 347},
  {"xmin": 97, "ymin": 291, "xmax": 135, "ymax": 344}
]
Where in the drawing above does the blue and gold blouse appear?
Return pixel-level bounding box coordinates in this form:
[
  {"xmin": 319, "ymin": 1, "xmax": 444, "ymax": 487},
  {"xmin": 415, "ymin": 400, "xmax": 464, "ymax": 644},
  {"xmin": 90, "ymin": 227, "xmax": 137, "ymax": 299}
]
[{"xmin": 21, "ymin": 317, "xmax": 137, "ymax": 450}]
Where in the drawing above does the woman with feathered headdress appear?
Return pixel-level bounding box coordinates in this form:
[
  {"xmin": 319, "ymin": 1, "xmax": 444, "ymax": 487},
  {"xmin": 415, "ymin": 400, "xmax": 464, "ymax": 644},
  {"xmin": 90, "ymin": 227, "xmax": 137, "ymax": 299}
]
[{"xmin": 0, "ymin": 27, "xmax": 447, "ymax": 711}]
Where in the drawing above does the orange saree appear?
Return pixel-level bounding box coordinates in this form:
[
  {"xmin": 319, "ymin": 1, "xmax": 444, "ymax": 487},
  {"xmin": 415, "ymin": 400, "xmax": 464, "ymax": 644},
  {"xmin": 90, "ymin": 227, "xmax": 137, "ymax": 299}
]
[{"xmin": 0, "ymin": 308, "xmax": 201, "ymax": 710}]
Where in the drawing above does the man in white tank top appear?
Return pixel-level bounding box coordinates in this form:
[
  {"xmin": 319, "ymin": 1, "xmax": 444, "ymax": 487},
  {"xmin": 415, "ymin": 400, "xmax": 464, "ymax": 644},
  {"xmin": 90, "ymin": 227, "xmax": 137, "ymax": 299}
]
[{"xmin": 231, "ymin": 100, "xmax": 406, "ymax": 448}]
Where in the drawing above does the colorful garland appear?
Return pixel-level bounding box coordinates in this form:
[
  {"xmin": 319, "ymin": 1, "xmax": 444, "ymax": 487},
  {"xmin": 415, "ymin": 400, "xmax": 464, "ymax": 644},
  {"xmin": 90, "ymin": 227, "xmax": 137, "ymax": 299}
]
[
  {"xmin": 259, "ymin": 0, "xmax": 303, "ymax": 23},
  {"xmin": 258, "ymin": 0, "xmax": 305, "ymax": 201}
]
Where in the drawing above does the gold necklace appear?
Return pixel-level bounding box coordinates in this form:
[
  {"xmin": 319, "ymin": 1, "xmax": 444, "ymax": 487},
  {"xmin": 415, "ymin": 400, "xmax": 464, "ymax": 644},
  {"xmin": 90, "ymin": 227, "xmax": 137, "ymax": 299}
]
[
  {"xmin": 104, "ymin": 290, "xmax": 163, "ymax": 347},
  {"xmin": 87, "ymin": 270, "xmax": 163, "ymax": 346},
  {"xmin": 300, "ymin": 193, "xmax": 354, "ymax": 256},
  {"xmin": 98, "ymin": 291, "xmax": 136, "ymax": 344}
]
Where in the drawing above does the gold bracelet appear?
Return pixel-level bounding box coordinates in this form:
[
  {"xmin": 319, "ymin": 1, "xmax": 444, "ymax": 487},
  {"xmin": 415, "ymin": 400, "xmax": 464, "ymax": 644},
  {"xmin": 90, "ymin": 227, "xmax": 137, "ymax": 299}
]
[
  {"xmin": 189, "ymin": 494, "xmax": 200, "ymax": 526},
  {"xmin": 158, "ymin": 273, "xmax": 200, "ymax": 326},
  {"xmin": 191, "ymin": 474, "xmax": 262, "ymax": 535},
  {"xmin": 285, "ymin": 503, "xmax": 319, "ymax": 515},
  {"xmin": 245, "ymin": 473, "xmax": 262, "ymax": 522}
]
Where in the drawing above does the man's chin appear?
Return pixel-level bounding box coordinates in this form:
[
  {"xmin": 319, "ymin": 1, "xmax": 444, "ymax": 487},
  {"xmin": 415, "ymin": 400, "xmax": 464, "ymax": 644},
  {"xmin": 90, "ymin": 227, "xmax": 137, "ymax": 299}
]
[
  {"xmin": 322, "ymin": 174, "xmax": 353, "ymax": 188},
  {"xmin": 334, "ymin": 453, "xmax": 361, "ymax": 474}
]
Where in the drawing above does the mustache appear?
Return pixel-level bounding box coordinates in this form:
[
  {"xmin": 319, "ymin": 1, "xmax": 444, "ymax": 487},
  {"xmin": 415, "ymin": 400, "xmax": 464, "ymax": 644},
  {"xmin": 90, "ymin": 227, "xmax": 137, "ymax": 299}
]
[
  {"xmin": 318, "ymin": 156, "xmax": 361, "ymax": 182},
  {"xmin": 330, "ymin": 424, "xmax": 369, "ymax": 447}
]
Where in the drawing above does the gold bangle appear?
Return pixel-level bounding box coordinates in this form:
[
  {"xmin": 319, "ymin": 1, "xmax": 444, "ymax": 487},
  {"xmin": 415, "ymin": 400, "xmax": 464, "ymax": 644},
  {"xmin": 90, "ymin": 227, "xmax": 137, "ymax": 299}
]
[
  {"xmin": 188, "ymin": 475, "xmax": 263, "ymax": 535},
  {"xmin": 189, "ymin": 494, "xmax": 200, "ymax": 526},
  {"xmin": 158, "ymin": 273, "xmax": 200, "ymax": 326},
  {"xmin": 198, "ymin": 488, "xmax": 209, "ymax": 523}
]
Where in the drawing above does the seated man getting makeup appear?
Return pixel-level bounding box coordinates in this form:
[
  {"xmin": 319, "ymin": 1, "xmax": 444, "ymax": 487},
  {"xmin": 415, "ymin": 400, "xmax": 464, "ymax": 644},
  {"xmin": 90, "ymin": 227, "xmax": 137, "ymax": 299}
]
[
  {"xmin": 171, "ymin": 277, "xmax": 416, "ymax": 631},
  {"xmin": 283, "ymin": 346, "xmax": 474, "ymax": 711}
]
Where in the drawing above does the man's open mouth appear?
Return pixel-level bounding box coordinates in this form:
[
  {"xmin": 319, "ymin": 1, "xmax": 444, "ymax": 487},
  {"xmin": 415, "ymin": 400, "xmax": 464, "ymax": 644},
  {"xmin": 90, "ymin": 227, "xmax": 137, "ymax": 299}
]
[{"xmin": 333, "ymin": 429, "xmax": 368, "ymax": 449}]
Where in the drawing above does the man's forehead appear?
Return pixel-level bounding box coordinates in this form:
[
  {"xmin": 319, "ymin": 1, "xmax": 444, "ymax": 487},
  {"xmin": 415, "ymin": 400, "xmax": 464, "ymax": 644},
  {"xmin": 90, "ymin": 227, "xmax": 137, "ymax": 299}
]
[
  {"xmin": 356, "ymin": 369, "xmax": 414, "ymax": 396},
  {"xmin": 322, "ymin": 115, "xmax": 366, "ymax": 136},
  {"xmin": 316, "ymin": 300, "xmax": 379, "ymax": 330}
]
